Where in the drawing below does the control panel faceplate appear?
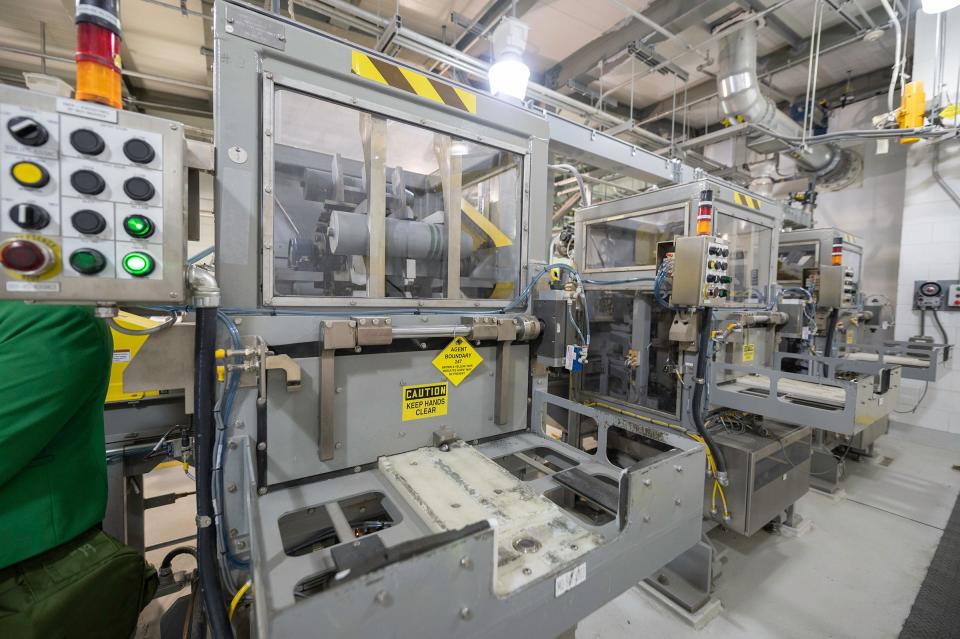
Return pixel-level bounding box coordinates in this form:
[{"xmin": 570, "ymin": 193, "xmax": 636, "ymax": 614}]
[
  {"xmin": 671, "ymin": 235, "xmax": 733, "ymax": 307},
  {"xmin": 0, "ymin": 86, "xmax": 185, "ymax": 303}
]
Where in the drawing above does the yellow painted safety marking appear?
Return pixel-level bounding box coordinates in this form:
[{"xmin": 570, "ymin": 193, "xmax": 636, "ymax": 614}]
[
  {"xmin": 461, "ymin": 198, "xmax": 512, "ymax": 248},
  {"xmin": 433, "ymin": 336, "xmax": 483, "ymax": 386},
  {"xmin": 733, "ymin": 192, "xmax": 760, "ymax": 210},
  {"xmin": 397, "ymin": 66, "xmax": 444, "ymax": 104},
  {"xmin": 742, "ymin": 343, "xmax": 756, "ymax": 362},
  {"xmin": 453, "ymin": 87, "xmax": 477, "ymax": 113},
  {"xmin": 402, "ymin": 382, "xmax": 448, "ymax": 421},
  {"xmin": 351, "ymin": 50, "xmax": 478, "ymax": 114}
]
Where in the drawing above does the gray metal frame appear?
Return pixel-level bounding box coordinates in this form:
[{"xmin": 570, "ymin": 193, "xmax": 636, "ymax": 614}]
[
  {"xmin": 238, "ymin": 391, "xmax": 706, "ymax": 638},
  {"xmin": 212, "ymin": 3, "xmax": 708, "ymax": 637},
  {"xmin": 574, "ymin": 177, "xmax": 781, "ymax": 304},
  {"xmin": 709, "ymin": 352, "xmax": 902, "ymax": 436},
  {"xmin": 214, "ymin": 0, "xmax": 549, "ymax": 311},
  {"xmin": 843, "ymin": 340, "xmax": 953, "ymax": 382}
]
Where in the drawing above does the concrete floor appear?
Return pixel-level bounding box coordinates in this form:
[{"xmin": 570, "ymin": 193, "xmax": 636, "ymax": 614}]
[
  {"xmin": 579, "ymin": 424, "xmax": 960, "ymax": 639},
  {"xmin": 133, "ymin": 424, "xmax": 960, "ymax": 638}
]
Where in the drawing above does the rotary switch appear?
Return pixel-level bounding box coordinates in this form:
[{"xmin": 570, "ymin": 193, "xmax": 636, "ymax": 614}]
[
  {"xmin": 7, "ymin": 116, "xmax": 49, "ymax": 147},
  {"xmin": 9, "ymin": 204, "xmax": 50, "ymax": 230}
]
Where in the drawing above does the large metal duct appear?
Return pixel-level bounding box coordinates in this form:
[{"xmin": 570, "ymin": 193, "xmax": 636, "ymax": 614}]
[{"xmin": 717, "ymin": 19, "xmax": 842, "ymax": 177}]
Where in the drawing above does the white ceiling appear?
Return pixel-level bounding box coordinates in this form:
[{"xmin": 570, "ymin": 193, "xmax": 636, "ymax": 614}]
[{"xmin": 0, "ymin": 0, "xmax": 905, "ymax": 134}]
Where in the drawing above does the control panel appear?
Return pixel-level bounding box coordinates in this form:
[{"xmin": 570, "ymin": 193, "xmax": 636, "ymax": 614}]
[
  {"xmin": 816, "ymin": 265, "xmax": 857, "ymax": 309},
  {"xmin": 913, "ymin": 280, "xmax": 960, "ymax": 311},
  {"xmin": 671, "ymin": 235, "xmax": 732, "ymax": 307},
  {"xmin": 0, "ymin": 85, "xmax": 186, "ymax": 304}
]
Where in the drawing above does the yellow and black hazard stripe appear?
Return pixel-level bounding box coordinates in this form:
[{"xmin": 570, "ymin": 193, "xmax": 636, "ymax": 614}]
[
  {"xmin": 351, "ymin": 50, "xmax": 477, "ymax": 114},
  {"xmin": 732, "ymin": 191, "xmax": 761, "ymax": 210}
]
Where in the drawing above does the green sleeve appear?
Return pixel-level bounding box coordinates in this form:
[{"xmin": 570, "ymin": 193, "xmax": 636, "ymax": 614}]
[{"xmin": 0, "ymin": 304, "xmax": 112, "ymax": 488}]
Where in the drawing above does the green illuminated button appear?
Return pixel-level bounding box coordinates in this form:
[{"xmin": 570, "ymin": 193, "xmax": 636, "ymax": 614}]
[
  {"xmin": 123, "ymin": 214, "xmax": 155, "ymax": 239},
  {"xmin": 718, "ymin": 289, "xmax": 728, "ymax": 298},
  {"xmin": 122, "ymin": 251, "xmax": 155, "ymax": 277},
  {"xmin": 69, "ymin": 248, "xmax": 107, "ymax": 275}
]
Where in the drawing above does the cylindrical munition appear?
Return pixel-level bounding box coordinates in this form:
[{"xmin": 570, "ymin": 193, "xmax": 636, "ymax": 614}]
[{"xmin": 328, "ymin": 210, "xmax": 473, "ymax": 260}]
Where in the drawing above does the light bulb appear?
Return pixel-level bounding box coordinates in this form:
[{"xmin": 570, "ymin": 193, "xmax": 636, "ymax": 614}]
[{"xmin": 488, "ymin": 55, "xmax": 530, "ymax": 101}]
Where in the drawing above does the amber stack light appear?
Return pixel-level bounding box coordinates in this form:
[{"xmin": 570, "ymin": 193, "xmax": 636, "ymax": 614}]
[
  {"xmin": 831, "ymin": 236, "xmax": 843, "ymax": 266},
  {"xmin": 75, "ymin": 0, "xmax": 122, "ymax": 109},
  {"xmin": 696, "ymin": 189, "xmax": 714, "ymax": 236}
]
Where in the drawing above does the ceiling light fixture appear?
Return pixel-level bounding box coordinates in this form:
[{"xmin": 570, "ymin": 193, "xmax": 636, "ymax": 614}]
[{"xmin": 488, "ymin": 17, "xmax": 530, "ymax": 101}]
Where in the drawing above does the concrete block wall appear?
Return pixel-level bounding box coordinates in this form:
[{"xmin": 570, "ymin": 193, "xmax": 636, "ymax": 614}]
[
  {"xmin": 889, "ymin": 8, "xmax": 960, "ymax": 433},
  {"xmin": 892, "ymin": 138, "xmax": 960, "ymax": 432}
]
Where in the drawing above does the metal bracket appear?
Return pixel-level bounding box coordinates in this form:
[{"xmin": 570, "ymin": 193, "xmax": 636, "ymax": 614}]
[{"xmin": 265, "ymin": 353, "xmax": 302, "ymax": 391}]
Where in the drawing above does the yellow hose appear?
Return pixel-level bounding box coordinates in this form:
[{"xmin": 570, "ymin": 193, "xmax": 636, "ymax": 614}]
[{"xmin": 228, "ymin": 580, "xmax": 252, "ymax": 622}]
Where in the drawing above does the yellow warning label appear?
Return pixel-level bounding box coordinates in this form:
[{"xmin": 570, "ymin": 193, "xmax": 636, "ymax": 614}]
[
  {"xmin": 402, "ymin": 382, "xmax": 448, "ymax": 422},
  {"xmin": 733, "ymin": 191, "xmax": 760, "ymax": 210},
  {"xmin": 432, "ymin": 336, "xmax": 483, "ymax": 386},
  {"xmin": 846, "ymin": 331, "xmax": 854, "ymax": 345},
  {"xmin": 742, "ymin": 343, "xmax": 756, "ymax": 362}
]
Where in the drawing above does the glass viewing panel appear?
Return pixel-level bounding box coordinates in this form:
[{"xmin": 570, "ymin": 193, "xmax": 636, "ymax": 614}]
[
  {"xmin": 715, "ymin": 212, "xmax": 773, "ymax": 304},
  {"xmin": 583, "ymin": 207, "xmax": 685, "ymax": 271},
  {"xmin": 272, "ymin": 88, "xmax": 523, "ymax": 300},
  {"xmin": 580, "ymin": 290, "xmax": 680, "ymax": 416},
  {"xmin": 777, "ymin": 241, "xmax": 818, "ymax": 285}
]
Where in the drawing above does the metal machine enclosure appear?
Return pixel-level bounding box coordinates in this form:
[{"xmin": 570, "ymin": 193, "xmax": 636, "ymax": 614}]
[{"xmin": 211, "ymin": 3, "xmax": 706, "ymax": 637}]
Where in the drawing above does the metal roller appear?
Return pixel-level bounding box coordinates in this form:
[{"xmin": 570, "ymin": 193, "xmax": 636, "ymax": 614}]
[{"xmin": 327, "ymin": 210, "xmax": 473, "ymax": 260}]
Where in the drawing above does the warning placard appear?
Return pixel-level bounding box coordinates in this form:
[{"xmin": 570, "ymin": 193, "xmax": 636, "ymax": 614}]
[
  {"xmin": 742, "ymin": 343, "xmax": 756, "ymax": 363},
  {"xmin": 432, "ymin": 336, "xmax": 483, "ymax": 386},
  {"xmin": 402, "ymin": 382, "xmax": 448, "ymax": 422}
]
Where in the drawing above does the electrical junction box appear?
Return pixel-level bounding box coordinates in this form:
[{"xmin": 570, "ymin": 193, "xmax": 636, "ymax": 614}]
[
  {"xmin": 671, "ymin": 235, "xmax": 732, "ymax": 307},
  {"xmin": 914, "ymin": 280, "xmax": 960, "ymax": 311},
  {"xmin": 817, "ymin": 265, "xmax": 857, "ymax": 309}
]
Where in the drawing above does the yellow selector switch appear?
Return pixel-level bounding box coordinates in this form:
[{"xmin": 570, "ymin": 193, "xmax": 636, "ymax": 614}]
[{"xmin": 10, "ymin": 161, "xmax": 50, "ymax": 188}]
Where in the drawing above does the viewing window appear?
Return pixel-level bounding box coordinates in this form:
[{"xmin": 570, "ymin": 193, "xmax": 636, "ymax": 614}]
[
  {"xmin": 583, "ymin": 206, "xmax": 685, "ymax": 271},
  {"xmin": 271, "ymin": 88, "xmax": 523, "ymax": 301},
  {"xmin": 715, "ymin": 212, "xmax": 773, "ymax": 304}
]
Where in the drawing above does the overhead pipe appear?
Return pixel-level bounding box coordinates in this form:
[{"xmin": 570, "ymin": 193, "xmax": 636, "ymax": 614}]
[
  {"xmin": 716, "ymin": 18, "xmax": 843, "ymax": 178},
  {"xmin": 296, "ymin": 0, "xmax": 672, "ymax": 147}
]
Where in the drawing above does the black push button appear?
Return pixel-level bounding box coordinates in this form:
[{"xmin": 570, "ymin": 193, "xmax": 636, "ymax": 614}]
[
  {"xmin": 123, "ymin": 138, "xmax": 155, "ymax": 164},
  {"xmin": 123, "ymin": 177, "xmax": 155, "ymax": 202},
  {"xmin": 70, "ymin": 169, "xmax": 106, "ymax": 196},
  {"xmin": 69, "ymin": 248, "xmax": 107, "ymax": 275},
  {"xmin": 71, "ymin": 209, "xmax": 107, "ymax": 235},
  {"xmin": 9, "ymin": 204, "xmax": 50, "ymax": 230},
  {"xmin": 70, "ymin": 128, "xmax": 105, "ymax": 155},
  {"xmin": 7, "ymin": 117, "xmax": 49, "ymax": 147}
]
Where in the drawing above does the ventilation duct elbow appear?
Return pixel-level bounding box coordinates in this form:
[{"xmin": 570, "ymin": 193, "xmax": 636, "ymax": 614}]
[{"xmin": 716, "ymin": 19, "xmax": 852, "ymax": 182}]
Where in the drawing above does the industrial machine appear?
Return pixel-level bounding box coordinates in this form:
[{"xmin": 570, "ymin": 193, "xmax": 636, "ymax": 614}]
[
  {"xmin": 567, "ymin": 178, "xmax": 814, "ymax": 621},
  {"xmin": 0, "ymin": 3, "xmax": 711, "ymax": 637},
  {"xmin": 775, "ymin": 227, "xmax": 929, "ymax": 493}
]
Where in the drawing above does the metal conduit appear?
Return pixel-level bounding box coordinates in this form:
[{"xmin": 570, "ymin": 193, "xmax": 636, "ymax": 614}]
[{"xmin": 716, "ymin": 19, "xmax": 838, "ymax": 175}]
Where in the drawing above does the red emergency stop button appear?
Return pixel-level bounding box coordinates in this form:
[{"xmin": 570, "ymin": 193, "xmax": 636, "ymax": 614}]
[{"xmin": 0, "ymin": 239, "xmax": 55, "ymax": 276}]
